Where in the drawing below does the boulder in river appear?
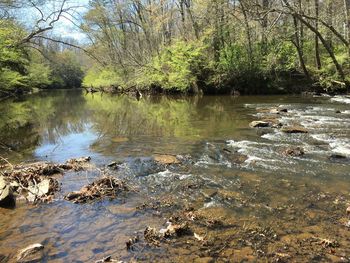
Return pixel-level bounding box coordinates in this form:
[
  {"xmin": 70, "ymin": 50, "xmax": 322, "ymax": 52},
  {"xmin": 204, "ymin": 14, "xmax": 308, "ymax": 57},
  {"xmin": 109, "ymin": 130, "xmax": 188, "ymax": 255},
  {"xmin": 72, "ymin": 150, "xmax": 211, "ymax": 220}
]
[
  {"xmin": 281, "ymin": 126, "xmax": 308, "ymax": 134},
  {"xmin": 249, "ymin": 121, "xmax": 270, "ymax": 128},
  {"xmin": 250, "ymin": 119, "xmax": 281, "ymax": 128}
]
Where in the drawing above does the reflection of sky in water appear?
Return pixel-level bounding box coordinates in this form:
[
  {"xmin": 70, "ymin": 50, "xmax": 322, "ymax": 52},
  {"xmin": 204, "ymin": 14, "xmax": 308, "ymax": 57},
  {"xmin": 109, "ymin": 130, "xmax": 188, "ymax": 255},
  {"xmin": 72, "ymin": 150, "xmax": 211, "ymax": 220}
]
[{"xmin": 35, "ymin": 125, "xmax": 99, "ymax": 163}]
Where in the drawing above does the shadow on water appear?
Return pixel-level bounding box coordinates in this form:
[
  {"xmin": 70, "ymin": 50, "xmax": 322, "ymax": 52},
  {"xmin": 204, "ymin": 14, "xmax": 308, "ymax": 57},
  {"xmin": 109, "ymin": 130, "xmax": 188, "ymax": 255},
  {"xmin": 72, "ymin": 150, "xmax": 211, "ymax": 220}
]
[{"xmin": 0, "ymin": 90, "xmax": 350, "ymax": 262}]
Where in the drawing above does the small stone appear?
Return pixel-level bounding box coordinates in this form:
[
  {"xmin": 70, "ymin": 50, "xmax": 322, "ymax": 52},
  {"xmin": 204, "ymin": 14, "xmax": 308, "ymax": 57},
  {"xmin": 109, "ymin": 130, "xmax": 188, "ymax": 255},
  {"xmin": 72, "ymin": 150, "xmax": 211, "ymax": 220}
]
[
  {"xmin": 346, "ymin": 206, "xmax": 350, "ymax": 215},
  {"xmin": 16, "ymin": 243, "xmax": 44, "ymax": 262}
]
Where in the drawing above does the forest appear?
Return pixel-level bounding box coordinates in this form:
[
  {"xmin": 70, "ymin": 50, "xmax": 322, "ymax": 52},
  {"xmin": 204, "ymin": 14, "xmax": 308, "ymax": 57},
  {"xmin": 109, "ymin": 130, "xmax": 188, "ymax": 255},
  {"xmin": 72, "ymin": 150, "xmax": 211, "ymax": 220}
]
[{"xmin": 1, "ymin": 0, "xmax": 350, "ymax": 96}]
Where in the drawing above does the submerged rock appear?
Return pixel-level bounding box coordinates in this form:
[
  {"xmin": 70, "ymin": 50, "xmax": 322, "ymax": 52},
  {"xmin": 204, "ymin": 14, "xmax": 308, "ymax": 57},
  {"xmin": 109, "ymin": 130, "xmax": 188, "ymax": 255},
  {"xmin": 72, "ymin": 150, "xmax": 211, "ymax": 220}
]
[
  {"xmin": 329, "ymin": 154, "xmax": 349, "ymax": 163},
  {"xmin": 222, "ymin": 149, "xmax": 248, "ymax": 164},
  {"xmin": 281, "ymin": 126, "xmax": 308, "ymax": 134},
  {"xmin": 16, "ymin": 243, "xmax": 44, "ymax": 262},
  {"xmin": 153, "ymin": 154, "xmax": 180, "ymax": 165},
  {"xmin": 282, "ymin": 147, "xmax": 305, "ymax": 157},
  {"xmin": 261, "ymin": 118, "xmax": 282, "ymax": 128}
]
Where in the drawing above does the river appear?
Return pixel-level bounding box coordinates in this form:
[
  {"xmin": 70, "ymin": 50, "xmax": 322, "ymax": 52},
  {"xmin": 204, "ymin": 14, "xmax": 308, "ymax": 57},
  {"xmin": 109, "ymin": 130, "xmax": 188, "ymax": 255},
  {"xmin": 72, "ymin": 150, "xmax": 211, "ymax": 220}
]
[{"xmin": 0, "ymin": 90, "xmax": 350, "ymax": 262}]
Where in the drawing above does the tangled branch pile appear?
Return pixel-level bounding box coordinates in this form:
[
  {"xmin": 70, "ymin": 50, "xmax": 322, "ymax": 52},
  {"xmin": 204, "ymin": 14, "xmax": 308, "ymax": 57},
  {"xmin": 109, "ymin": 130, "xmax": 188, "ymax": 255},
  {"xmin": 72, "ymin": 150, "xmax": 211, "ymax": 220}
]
[
  {"xmin": 0, "ymin": 157, "xmax": 92, "ymax": 206},
  {"xmin": 64, "ymin": 177, "xmax": 128, "ymax": 204}
]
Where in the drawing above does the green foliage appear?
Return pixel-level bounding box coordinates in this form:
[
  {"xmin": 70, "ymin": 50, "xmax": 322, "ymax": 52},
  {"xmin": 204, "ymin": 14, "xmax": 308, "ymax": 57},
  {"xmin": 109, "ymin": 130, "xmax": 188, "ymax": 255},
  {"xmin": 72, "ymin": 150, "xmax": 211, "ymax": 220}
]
[
  {"xmin": 0, "ymin": 19, "xmax": 85, "ymax": 94},
  {"xmin": 264, "ymin": 42, "xmax": 298, "ymax": 73},
  {"xmin": 137, "ymin": 40, "xmax": 207, "ymax": 92},
  {"xmin": 0, "ymin": 19, "xmax": 29, "ymax": 91},
  {"xmin": 0, "ymin": 68, "xmax": 27, "ymax": 90},
  {"xmin": 26, "ymin": 60, "xmax": 52, "ymax": 89},
  {"xmin": 49, "ymin": 51, "xmax": 84, "ymax": 89},
  {"xmin": 217, "ymin": 44, "xmax": 251, "ymax": 73},
  {"xmin": 83, "ymin": 66, "xmax": 123, "ymax": 88}
]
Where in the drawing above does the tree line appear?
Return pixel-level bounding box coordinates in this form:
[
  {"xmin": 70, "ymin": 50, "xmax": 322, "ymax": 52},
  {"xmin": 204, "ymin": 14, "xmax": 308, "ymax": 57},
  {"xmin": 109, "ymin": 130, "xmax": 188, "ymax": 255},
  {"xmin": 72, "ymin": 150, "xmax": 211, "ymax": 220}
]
[
  {"xmin": 0, "ymin": 0, "xmax": 84, "ymax": 98},
  {"xmin": 1, "ymin": 0, "xmax": 350, "ymax": 96}
]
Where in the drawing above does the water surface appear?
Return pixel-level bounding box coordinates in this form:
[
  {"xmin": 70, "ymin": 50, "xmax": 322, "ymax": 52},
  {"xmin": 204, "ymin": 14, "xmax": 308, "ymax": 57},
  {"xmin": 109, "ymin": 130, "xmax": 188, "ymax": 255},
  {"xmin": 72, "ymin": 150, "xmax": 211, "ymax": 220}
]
[{"xmin": 1, "ymin": 90, "xmax": 350, "ymax": 262}]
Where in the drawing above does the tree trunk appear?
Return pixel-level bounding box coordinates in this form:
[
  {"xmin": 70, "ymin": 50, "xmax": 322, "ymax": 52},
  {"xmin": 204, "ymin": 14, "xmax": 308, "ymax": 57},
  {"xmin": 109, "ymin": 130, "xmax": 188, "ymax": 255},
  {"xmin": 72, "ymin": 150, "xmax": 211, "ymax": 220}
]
[
  {"xmin": 297, "ymin": 14, "xmax": 345, "ymax": 81},
  {"xmin": 345, "ymin": 0, "xmax": 350, "ymax": 55},
  {"xmin": 314, "ymin": 0, "xmax": 321, "ymax": 69},
  {"xmin": 292, "ymin": 16, "xmax": 310, "ymax": 80},
  {"xmin": 261, "ymin": 0, "xmax": 269, "ymax": 54},
  {"xmin": 240, "ymin": 1, "xmax": 253, "ymax": 64}
]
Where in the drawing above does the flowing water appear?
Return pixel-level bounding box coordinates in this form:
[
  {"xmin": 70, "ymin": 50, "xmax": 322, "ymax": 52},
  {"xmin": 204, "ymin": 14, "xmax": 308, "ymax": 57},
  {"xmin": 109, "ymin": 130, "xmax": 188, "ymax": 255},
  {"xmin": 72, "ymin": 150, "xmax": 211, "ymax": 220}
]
[{"xmin": 0, "ymin": 90, "xmax": 350, "ymax": 262}]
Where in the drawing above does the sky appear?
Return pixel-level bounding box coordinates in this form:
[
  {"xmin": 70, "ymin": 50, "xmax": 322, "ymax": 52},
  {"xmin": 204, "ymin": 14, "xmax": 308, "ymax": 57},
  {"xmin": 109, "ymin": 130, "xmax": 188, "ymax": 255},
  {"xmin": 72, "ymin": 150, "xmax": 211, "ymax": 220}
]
[
  {"xmin": 18, "ymin": 0, "xmax": 91, "ymax": 42},
  {"xmin": 53, "ymin": 0, "xmax": 90, "ymax": 41}
]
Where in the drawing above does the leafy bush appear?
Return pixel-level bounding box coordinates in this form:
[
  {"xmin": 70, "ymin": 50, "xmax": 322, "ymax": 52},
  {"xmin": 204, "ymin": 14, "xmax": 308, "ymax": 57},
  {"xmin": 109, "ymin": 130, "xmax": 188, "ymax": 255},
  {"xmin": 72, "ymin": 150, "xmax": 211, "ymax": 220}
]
[{"xmin": 137, "ymin": 40, "xmax": 207, "ymax": 92}]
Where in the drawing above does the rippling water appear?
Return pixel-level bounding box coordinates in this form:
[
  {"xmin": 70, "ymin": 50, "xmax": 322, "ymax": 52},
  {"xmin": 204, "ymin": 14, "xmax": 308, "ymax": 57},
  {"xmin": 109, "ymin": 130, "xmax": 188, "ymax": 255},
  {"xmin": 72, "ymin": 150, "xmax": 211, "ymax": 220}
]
[{"xmin": 0, "ymin": 90, "xmax": 350, "ymax": 262}]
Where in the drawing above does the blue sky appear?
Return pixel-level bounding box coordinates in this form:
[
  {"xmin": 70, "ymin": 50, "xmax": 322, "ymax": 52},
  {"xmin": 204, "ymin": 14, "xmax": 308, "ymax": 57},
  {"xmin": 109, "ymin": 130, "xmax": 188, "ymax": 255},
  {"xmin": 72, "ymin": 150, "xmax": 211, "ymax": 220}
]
[{"xmin": 19, "ymin": 0, "xmax": 90, "ymax": 42}]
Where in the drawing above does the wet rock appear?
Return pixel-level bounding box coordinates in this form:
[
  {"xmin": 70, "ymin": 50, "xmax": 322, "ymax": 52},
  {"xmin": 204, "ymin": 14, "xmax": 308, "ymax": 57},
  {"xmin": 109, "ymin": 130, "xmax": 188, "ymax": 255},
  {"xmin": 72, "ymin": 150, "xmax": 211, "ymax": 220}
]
[
  {"xmin": 282, "ymin": 147, "xmax": 305, "ymax": 157},
  {"xmin": 16, "ymin": 243, "xmax": 44, "ymax": 262},
  {"xmin": 153, "ymin": 154, "xmax": 180, "ymax": 165},
  {"xmin": 217, "ymin": 189, "xmax": 241, "ymax": 201},
  {"xmin": 162, "ymin": 222, "xmax": 192, "ymax": 237},
  {"xmin": 317, "ymin": 237, "xmax": 339, "ymax": 248},
  {"xmin": 249, "ymin": 121, "xmax": 270, "ymax": 128},
  {"xmin": 280, "ymin": 126, "xmax": 308, "ymax": 134},
  {"xmin": 126, "ymin": 236, "xmax": 139, "ymax": 250},
  {"xmin": 0, "ymin": 176, "xmax": 14, "ymax": 207},
  {"xmin": 270, "ymin": 107, "xmax": 288, "ymax": 114},
  {"xmin": 329, "ymin": 154, "xmax": 349, "ymax": 163},
  {"xmin": 330, "ymin": 154, "xmax": 347, "ymax": 160},
  {"xmin": 346, "ymin": 206, "xmax": 350, "ymax": 215},
  {"xmin": 202, "ymin": 189, "xmax": 218, "ymax": 199},
  {"xmin": 64, "ymin": 177, "xmax": 128, "ymax": 204},
  {"xmin": 26, "ymin": 179, "xmax": 54, "ymax": 203},
  {"xmin": 193, "ymin": 257, "xmax": 214, "ymax": 263},
  {"xmin": 107, "ymin": 161, "xmax": 123, "ymax": 169},
  {"xmin": 111, "ymin": 137, "xmax": 129, "ymax": 143},
  {"xmin": 63, "ymin": 156, "xmax": 92, "ymax": 171},
  {"xmin": 222, "ymin": 149, "xmax": 248, "ymax": 164},
  {"xmin": 194, "ymin": 233, "xmax": 205, "ymax": 241},
  {"xmin": 95, "ymin": 256, "xmax": 122, "ymax": 263},
  {"xmin": 335, "ymin": 110, "xmax": 341, "ymax": 114},
  {"xmin": 261, "ymin": 118, "xmax": 282, "ymax": 128}
]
